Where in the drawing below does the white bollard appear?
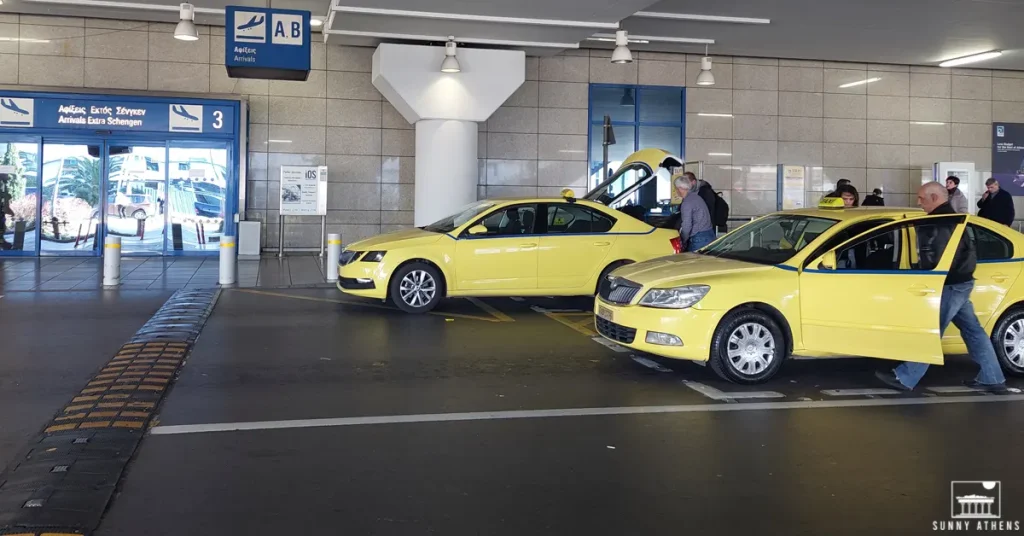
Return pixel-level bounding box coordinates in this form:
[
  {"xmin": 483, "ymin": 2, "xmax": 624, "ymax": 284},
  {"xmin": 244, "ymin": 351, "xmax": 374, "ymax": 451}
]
[
  {"xmin": 326, "ymin": 233, "xmax": 342, "ymax": 282},
  {"xmin": 219, "ymin": 235, "xmax": 236, "ymax": 286},
  {"xmin": 103, "ymin": 235, "xmax": 121, "ymax": 287}
]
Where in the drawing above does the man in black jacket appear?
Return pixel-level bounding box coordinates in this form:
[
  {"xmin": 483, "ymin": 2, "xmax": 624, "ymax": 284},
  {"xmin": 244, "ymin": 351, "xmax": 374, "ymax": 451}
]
[
  {"xmin": 977, "ymin": 178, "xmax": 1015, "ymax": 226},
  {"xmin": 875, "ymin": 182, "xmax": 1007, "ymax": 392},
  {"xmin": 685, "ymin": 172, "xmax": 726, "ymax": 233}
]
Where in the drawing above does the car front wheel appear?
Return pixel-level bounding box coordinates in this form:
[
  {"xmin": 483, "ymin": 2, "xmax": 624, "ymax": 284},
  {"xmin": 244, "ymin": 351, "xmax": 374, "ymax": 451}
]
[
  {"xmin": 709, "ymin": 309, "xmax": 786, "ymax": 384},
  {"xmin": 389, "ymin": 262, "xmax": 443, "ymax": 314},
  {"xmin": 991, "ymin": 309, "xmax": 1024, "ymax": 376}
]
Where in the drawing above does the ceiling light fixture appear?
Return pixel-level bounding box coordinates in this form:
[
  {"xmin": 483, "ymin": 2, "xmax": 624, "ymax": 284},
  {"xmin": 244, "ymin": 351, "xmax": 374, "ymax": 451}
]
[
  {"xmin": 310, "ymin": 17, "xmax": 324, "ymax": 27},
  {"xmin": 174, "ymin": 2, "xmax": 199, "ymax": 41},
  {"xmin": 939, "ymin": 50, "xmax": 1003, "ymax": 67},
  {"xmin": 620, "ymin": 88, "xmax": 635, "ymax": 107},
  {"xmin": 914, "ymin": 121, "xmax": 946, "ymax": 126},
  {"xmin": 696, "ymin": 44, "xmax": 715, "ymax": 86},
  {"xmin": 633, "ymin": 11, "xmax": 770, "ymax": 24},
  {"xmin": 838, "ymin": 77, "xmax": 881, "ymax": 88},
  {"xmin": 440, "ymin": 36, "xmax": 461, "ymax": 73},
  {"xmin": 610, "ymin": 30, "xmax": 632, "ymax": 64},
  {"xmin": 708, "ymin": 152, "xmax": 731, "ymax": 156},
  {"xmin": 589, "ymin": 33, "xmax": 713, "ymax": 45},
  {"xmin": 698, "ymin": 113, "xmax": 732, "ymax": 118}
]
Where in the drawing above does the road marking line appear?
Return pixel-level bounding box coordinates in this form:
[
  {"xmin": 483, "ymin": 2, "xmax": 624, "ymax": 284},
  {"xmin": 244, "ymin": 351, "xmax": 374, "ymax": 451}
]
[
  {"xmin": 232, "ymin": 288, "xmax": 501, "ymax": 323},
  {"xmin": 684, "ymin": 381, "xmax": 785, "ymax": 401},
  {"xmin": 465, "ymin": 297, "xmax": 514, "ymax": 323},
  {"xmin": 822, "ymin": 388, "xmax": 903, "ymax": 396},
  {"xmin": 541, "ymin": 310, "xmax": 598, "ymax": 337},
  {"xmin": 591, "ymin": 336, "xmax": 629, "ymax": 353},
  {"xmin": 631, "ymin": 356, "xmax": 674, "ymax": 373},
  {"xmin": 530, "ymin": 305, "xmax": 583, "ymax": 313},
  {"xmin": 510, "ymin": 297, "xmax": 525, "ymax": 302},
  {"xmin": 149, "ymin": 394, "xmax": 1024, "ymax": 436}
]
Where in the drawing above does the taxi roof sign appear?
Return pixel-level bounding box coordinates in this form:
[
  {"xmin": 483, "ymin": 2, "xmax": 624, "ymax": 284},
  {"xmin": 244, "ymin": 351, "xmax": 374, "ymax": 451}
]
[
  {"xmin": 818, "ymin": 196, "xmax": 846, "ymax": 209},
  {"xmin": 561, "ymin": 188, "xmax": 576, "ymax": 199}
]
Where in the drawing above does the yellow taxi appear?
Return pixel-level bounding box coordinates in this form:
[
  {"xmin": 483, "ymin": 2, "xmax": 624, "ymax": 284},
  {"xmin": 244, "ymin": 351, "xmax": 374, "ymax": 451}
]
[
  {"xmin": 337, "ymin": 195, "xmax": 693, "ymax": 315},
  {"xmin": 595, "ymin": 197, "xmax": 1024, "ymax": 384}
]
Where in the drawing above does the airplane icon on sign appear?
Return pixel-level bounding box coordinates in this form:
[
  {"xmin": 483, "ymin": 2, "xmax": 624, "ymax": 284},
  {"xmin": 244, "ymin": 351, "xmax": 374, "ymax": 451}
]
[
  {"xmin": 171, "ymin": 105, "xmax": 199, "ymax": 121},
  {"xmin": 1, "ymin": 99, "xmax": 29, "ymax": 115},
  {"xmin": 237, "ymin": 14, "xmax": 264, "ymax": 31}
]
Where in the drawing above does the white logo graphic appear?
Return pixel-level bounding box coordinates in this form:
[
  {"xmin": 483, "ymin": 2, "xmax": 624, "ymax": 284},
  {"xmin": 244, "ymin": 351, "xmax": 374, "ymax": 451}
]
[
  {"xmin": 997, "ymin": 125, "xmax": 1006, "ymax": 138},
  {"xmin": 169, "ymin": 104, "xmax": 203, "ymax": 133},
  {"xmin": 271, "ymin": 13, "xmax": 304, "ymax": 46},
  {"xmin": 0, "ymin": 98, "xmax": 34, "ymax": 127},
  {"xmin": 234, "ymin": 11, "xmax": 266, "ymax": 43},
  {"xmin": 952, "ymin": 481, "xmax": 1001, "ymax": 519}
]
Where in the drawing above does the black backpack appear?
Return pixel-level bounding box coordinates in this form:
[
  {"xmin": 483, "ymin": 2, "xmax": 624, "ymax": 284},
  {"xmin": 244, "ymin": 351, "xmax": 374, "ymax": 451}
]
[{"xmin": 712, "ymin": 191, "xmax": 730, "ymax": 230}]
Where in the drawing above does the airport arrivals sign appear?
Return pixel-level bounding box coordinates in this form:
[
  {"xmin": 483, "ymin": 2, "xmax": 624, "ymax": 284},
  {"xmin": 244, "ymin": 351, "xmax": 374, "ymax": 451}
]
[
  {"xmin": 225, "ymin": 6, "xmax": 311, "ymax": 81},
  {"xmin": 0, "ymin": 95, "xmax": 235, "ymax": 134}
]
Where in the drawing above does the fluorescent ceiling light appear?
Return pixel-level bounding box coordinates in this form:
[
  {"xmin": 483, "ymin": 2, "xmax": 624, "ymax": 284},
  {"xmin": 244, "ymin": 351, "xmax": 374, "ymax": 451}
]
[
  {"xmin": 914, "ymin": 122, "xmax": 946, "ymax": 126},
  {"xmin": 708, "ymin": 152, "xmax": 731, "ymax": 156},
  {"xmin": 939, "ymin": 50, "xmax": 1002, "ymax": 67},
  {"xmin": 588, "ymin": 36, "xmax": 650, "ymax": 44},
  {"xmin": 589, "ymin": 33, "xmax": 713, "ymax": 45},
  {"xmin": 0, "ymin": 37, "xmax": 50, "ymax": 43},
  {"xmin": 633, "ymin": 11, "xmax": 770, "ymax": 24},
  {"xmin": 698, "ymin": 113, "xmax": 732, "ymax": 117},
  {"xmin": 267, "ymin": 140, "xmax": 292, "ymax": 143},
  {"xmin": 22, "ymin": 0, "xmax": 222, "ymax": 13},
  {"xmin": 838, "ymin": 77, "xmax": 881, "ymax": 88},
  {"xmin": 310, "ymin": 18, "xmax": 324, "ymax": 27}
]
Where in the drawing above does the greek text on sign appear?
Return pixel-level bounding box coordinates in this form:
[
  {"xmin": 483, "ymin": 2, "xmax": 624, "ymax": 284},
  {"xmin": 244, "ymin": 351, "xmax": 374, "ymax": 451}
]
[{"xmin": 0, "ymin": 95, "xmax": 234, "ymax": 134}]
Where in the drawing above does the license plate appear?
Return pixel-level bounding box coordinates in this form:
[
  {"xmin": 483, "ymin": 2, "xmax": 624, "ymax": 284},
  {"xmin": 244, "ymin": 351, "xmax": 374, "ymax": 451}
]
[{"xmin": 597, "ymin": 305, "xmax": 614, "ymax": 322}]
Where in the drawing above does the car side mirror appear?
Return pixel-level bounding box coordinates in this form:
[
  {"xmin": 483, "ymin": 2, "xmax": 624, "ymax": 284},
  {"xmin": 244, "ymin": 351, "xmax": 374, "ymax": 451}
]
[
  {"xmin": 467, "ymin": 224, "xmax": 488, "ymax": 236},
  {"xmin": 818, "ymin": 250, "xmax": 837, "ymax": 270}
]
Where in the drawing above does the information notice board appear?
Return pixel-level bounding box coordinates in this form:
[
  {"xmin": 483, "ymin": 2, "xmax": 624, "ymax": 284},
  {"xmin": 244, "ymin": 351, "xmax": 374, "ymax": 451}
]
[
  {"xmin": 993, "ymin": 123, "xmax": 1024, "ymax": 196},
  {"xmin": 279, "ymin": 166, "xmax": 327, "ymax": 216}
]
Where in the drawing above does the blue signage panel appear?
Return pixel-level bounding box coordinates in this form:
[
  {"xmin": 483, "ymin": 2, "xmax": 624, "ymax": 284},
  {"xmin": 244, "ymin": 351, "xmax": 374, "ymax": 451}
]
[
  {"xmin": 0, "ymin": 95, "xmax": 235, "ymax": 135},
  {"xmin": 225, "ymin": 6, "xmax": 311, "ymax": 81},
  {"xmin": 993, "ymin": 123, "xmax": 1024, "ymax": 196}
]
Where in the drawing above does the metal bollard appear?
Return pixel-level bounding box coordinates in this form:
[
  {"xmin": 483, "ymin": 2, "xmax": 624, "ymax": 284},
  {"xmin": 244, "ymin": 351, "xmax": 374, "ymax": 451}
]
[
  {"xmin": 219, "ymin": 235, "xmax": 236, "ymax": 286},
  {"xmin": 103, "ymin": 235, "xmax": 121, "ymax": 287},
  {"xmin": 326, "ymin": 233, "xmax": 342, "ymax": 282}
]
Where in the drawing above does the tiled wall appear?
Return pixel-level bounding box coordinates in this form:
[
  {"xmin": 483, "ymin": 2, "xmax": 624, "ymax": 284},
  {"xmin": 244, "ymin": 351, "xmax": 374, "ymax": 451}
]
[{"xmin": 2, "ymin": 13, "xmax": 1023, "ymax": 250}]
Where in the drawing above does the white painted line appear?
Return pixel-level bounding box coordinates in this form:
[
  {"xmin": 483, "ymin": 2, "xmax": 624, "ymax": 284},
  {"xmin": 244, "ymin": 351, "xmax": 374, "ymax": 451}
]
[
  {"xmin": 684, "ymin": 381, "xmax": 785, "ymax": 401},
  {"xmin": 591, "ymin": 337, "xmax": 630, "ymax": 353},
  {"xmin": 631, "ymin": 356, "xmax": 674, "ymax": 373},
  {"xmin": 822, "ymin": 388, "xmax": 902, "ymax": 397},
  {"xmin": 531, "ymin": 305, "xmax": 584, "ymax": 314},
  {"xmin": 149, "ymin": 395, "xmax": 1024, "ymax": 436},
  {"xmin": 510, "ymin": 297, "xmax": 525, "ymax": 302}
]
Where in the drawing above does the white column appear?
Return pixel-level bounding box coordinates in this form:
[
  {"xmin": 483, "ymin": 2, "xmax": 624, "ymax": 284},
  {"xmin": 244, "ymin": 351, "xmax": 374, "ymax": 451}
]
[{"xmin": 415, "ymin": 120, "xmax": 478, "ymax": 227}]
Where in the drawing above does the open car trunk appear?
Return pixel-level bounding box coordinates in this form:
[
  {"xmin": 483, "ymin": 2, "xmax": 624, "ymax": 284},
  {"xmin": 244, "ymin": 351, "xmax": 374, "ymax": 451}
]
[{"xmin": 582, "ymin": 153, "xmax": 684, "ymax": 229}]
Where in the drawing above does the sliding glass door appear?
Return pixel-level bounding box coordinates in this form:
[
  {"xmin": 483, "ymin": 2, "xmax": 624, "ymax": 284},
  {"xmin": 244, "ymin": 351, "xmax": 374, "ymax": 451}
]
[
  {"xmin": 40, "ymin": 141, "xmax": 102, "ymax": 256},
  {"xmin": 107, "ymin": 144, "xmax": 167, "ymax": 255},
  {"xmin": 0, "ymin": 138, "xmax": 39, "ymax": 256}
]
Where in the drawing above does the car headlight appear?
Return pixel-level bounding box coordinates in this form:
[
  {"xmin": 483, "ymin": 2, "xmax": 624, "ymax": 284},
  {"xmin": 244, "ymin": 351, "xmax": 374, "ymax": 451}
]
[
  {"xmin": 361, "ymin": 251, "xmax": 386, "ymax": 262},
  {"xmin": 638, "ymin": 285, "xmax": 710, "ymax": 309}
]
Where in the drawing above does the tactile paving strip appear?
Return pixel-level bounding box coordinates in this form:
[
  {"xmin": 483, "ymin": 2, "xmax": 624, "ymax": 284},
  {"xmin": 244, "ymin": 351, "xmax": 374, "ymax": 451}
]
[{"xmin": 0, "ymin": 289, "xmax": 219, "ymax": 536}]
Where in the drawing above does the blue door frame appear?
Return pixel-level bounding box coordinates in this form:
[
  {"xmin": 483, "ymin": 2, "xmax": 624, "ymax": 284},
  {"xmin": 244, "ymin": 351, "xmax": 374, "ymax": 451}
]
[{"xmin": 0, "ymin": 90, "xmax": 241, "ymax": 257}]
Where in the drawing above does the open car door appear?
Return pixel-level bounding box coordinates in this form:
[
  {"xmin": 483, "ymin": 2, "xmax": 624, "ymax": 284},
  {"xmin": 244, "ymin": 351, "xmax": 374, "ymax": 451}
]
[{"xmin": 799, "ymin": 213, "xmax": 968, "ymax": 364}]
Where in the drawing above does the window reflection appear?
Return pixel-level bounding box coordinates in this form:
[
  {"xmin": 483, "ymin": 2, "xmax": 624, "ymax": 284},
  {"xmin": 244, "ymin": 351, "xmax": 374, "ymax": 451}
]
[
  {"xmin": 167, "ymin": 146, "xmax": 228, "ymax": 252},
  {"xmin": 40, "ymin": 144, "xmax": 101, "ymax": 255},
  {"xmin": 0, "ymin": 141, "xmax": 39, "ymax": 253}
]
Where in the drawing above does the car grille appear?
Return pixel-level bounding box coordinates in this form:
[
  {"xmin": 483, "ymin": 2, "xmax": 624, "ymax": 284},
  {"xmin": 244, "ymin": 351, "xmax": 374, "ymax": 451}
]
[
  {"xmin": 598, "ymin": 276, "xmax": 642, "ymax": 304},
  {"xmin": 596, "ymin": 317, "xmax": 637, "ymax": 344},
  {"xmin": 339, "ymin": 251, "xmax": 362, "ymax": 266}
]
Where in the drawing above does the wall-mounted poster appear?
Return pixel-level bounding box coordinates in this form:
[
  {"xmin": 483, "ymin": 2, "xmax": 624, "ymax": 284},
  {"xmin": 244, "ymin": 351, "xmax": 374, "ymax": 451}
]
[{"xmin": 993, "ymin": 123, "xmax": 1024, "ymax": 196}]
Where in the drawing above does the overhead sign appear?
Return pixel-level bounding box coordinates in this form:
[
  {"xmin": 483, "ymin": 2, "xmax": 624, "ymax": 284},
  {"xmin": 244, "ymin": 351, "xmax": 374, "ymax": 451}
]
[
  {"xmin": 280, "ymin": 166, "xmax": 328, "ymax": 216},
  {"xmin": 993, "ymin": 123, "xmax": 1024, "ymax": 196},
  {"xmin": 225, "ymin": 6, "xmax": 311, "ymax": 81},
  {"xmin": 0, "ymin": 95, "xmax": 235, "ymax": 135}
]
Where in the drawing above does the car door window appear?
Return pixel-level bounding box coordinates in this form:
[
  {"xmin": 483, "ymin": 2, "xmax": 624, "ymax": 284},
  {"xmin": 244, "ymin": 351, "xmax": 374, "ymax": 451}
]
[
  {"xmin": 802, "ymin": 219, "xmax": 893, "ymax": 267},
  {"xmin": 832, "ymin": 217, "xmax": 960, "ymax": 272},
  {"xmin": 474, "ymin": 204, "xmax": 538, "ymax": 236},
  {"xmin": 545, "ymin": 204, "xmax": 616, "ymax": 234},
  {"xmin": 968, "ymin": 224, "xmax": 1014, "ymax": 261}
]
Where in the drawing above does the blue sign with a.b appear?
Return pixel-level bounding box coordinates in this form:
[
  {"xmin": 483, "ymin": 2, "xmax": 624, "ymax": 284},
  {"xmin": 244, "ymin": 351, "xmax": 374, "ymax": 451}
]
[
  {"xmin": 0, "ymin": 95, "xmax": 235, "ymax": 135},
  {"xmin": 225, "ymin": 6, "xmax": 311, "ymax": 81}
]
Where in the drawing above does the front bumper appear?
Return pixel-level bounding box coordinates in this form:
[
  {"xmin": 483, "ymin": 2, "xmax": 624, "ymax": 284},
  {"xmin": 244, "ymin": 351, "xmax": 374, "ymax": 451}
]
[
  {"xmin": 593, "ymin": 297, "xmax": 724, "ymax": 362},
  {"xmin": 337, "ymin": 259, "xmax": 389, "ymax": 299}
]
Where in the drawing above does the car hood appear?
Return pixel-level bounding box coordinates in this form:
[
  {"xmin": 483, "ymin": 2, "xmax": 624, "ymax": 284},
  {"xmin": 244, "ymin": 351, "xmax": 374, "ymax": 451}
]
[
  {"xmin": 347, "ymin": 228, "xmax": 445, "ymax": 250},
  {"xmin": 612, "ymin": 253, "xmax": 773, "ymax": 287}
]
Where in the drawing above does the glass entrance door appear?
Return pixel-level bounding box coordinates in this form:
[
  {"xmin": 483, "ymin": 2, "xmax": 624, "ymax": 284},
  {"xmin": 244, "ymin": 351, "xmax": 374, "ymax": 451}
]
[
  {"xmin": 0, "ymin": 139, "xmax": 40, "ymax": 255},
  {"xmin": 167, "ymin": 144, "xmax": 229, "ymax": 253},
  {"xmin": 40, "ymin": 142, "xmax": 102, "ymax": 256},
  {"xmin": 107, "ymin": 144, "xmax": 167, "ymax": 255}
]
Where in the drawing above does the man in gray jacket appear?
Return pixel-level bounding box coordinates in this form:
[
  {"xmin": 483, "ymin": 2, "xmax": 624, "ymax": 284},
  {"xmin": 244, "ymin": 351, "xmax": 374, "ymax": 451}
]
[
  {"xmin": 946, "ymin": 176, "xmax": 969, "ymax": 213},
  {"xmin": 674, "ymin": 176, "xmax": 715, "ymax": 252}
]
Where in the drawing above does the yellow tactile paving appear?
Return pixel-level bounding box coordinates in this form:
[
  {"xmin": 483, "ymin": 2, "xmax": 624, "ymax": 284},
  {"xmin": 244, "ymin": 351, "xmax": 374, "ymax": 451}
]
[
  {"xmin": 103, "ymin": 394, "xmax": 130, "ymax": 400},
  {"xmin": 44, "ymin": 423, "xmax": 78, "ymax": 433},
  {"xmin": 87, "ymin": 411, "xmax": 118, "ymax": 419},
  {"xmin": 96, "ymin": 402, "xmax": 125, "ymax": 409},
  {"xmin": 54, "ymin": 413, "xmax": 87, "ymax": 422},
  {"xmin": 112, "ymin": 421, "xmax": 144, "ymax": 429},
  {"xmin": 79, "ymin": 421, "xmax": 111, "ymax": 429},
  {"xmin": 64, "ymin": 404, "xmax": 93, "ymax": 412},
  {"xmin": 72, "ymin": 395, "xmax": 100, "ymax": 403},
  {"xmin": 119, "ymin": 411, "xmax": 150, "ymax": 418}
]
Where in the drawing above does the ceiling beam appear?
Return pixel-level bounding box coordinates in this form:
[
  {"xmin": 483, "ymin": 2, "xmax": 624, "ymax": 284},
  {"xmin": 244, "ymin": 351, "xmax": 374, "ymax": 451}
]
[
  {"xmin": 589, "ymin": 32, "xmax": 714, "ymax": 45},
  {"xmin": 632, "ymin": 11, "xmax": 770, "ymax": 25},
  {"xmin": 331, "ymin": 5, "xmax": 619, "ymax": 30},
  {"xmin": 21, "ymin": 0, "xmax": 223, "ymax": 15},
  {"xmin": 324, "ymin": 29, "xmax": 579, "ymax": 49}
]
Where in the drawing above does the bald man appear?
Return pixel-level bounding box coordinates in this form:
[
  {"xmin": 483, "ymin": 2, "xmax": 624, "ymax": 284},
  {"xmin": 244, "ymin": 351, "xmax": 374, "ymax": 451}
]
[{"xmin": 875, "ymin": 181, "xmax": 1007, "ymax": 392}]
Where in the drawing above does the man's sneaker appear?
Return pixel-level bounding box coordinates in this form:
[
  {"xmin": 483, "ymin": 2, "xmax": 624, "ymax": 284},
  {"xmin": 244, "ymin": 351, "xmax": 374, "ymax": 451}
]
[
  {"xmin": 875, "ymin": 370, "xmax": 912, "ymax": 391},
  {"xmin": 963, "ymin": 380, "xmax": 1009, "ymax": 393}
]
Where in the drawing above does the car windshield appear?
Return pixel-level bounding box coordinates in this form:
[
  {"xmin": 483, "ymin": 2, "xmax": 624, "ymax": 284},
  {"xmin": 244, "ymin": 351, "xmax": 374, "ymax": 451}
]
[
  {"xmin": 422, "ymin": 201, "xmax": 497, "ymax": 233},
  {"xmin": 701, "ymin": 215, "xmax": 839, "ymax": 265}
]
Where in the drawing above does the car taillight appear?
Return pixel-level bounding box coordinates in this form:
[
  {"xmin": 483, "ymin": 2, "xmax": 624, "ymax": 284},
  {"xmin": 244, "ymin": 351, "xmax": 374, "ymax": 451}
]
[{"xmin": 670, "ymin": 236, "xmax": 682, "ymax": 254}]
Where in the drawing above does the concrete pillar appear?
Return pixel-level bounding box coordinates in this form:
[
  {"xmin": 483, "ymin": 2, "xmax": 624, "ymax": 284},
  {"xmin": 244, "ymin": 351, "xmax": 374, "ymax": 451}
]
[{"xmin": 371, "ymin": 43, "xmax": 525, "ymax": 226}]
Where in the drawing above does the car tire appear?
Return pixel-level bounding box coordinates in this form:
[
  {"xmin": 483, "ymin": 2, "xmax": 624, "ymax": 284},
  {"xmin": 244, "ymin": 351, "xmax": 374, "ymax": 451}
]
[
  {"xmin": 991, "ymin": 308, "xmax": 1024, "ymax": 376},
  {"xmin": 709, "ymin": 309, "xmax": 786, "ymax": 384},
  {"xmin": 595, "ymin": 260, "xmax": 633, "ymax": 295},
  {"xmin": 389, "ymin": 262, "xmax": 443, "ymax": 314},
  {"xmin": 131, "ymin": 209, "xmax": 146, "ymax": 220}
]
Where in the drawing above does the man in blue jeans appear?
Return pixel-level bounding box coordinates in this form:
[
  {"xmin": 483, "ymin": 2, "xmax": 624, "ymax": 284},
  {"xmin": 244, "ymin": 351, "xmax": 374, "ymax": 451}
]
[{"xmin": 875, "ymin": 182, "xmax": 1007, "ymax": 392}]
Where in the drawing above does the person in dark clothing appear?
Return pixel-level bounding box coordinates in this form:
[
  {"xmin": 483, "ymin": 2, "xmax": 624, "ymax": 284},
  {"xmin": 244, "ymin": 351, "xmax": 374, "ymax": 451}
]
[
  {"xmin": 834, "ymin": 184, "xmax": 859, "ymax": 207},
  {"xmin": 862, "ymin": 188, "xmax": 885, "ymax": 206},
  {"xmin": 977, "ymin": 178, "xmax": 1015, "ymax": 226},
  {"xmin": 875, "ymin": 182, "xmax": 1007, "ymax": 392},
  {"xmin": 685, "ymin": 171, "xmax": 726, "ymax": 233}
]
